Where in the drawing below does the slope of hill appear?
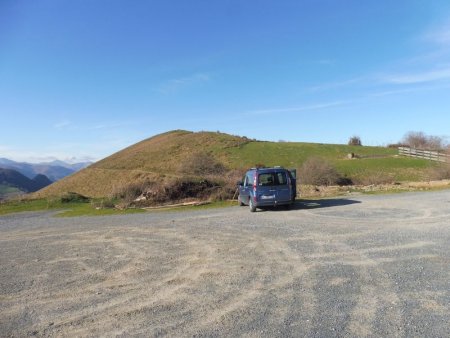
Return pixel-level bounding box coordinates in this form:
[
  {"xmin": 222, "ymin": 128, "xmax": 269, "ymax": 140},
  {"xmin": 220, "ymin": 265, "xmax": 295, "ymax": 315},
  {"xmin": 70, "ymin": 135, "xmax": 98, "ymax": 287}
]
[
  {"xmin": 0, "ymin": 168, "xmax": 52, "ymax": 194},
  {"xmin": 34, "ymin": 130, "xmax": 436, "ymax": 199},
  {"xmin": 0, "ymin": 158, "xmax": 92, "ymax": 181}
]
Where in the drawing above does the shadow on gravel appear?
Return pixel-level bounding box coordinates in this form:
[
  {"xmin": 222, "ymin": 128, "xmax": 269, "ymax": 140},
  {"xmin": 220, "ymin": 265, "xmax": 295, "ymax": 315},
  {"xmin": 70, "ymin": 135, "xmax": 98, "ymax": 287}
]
[
  {"xmin": 298, "ymin": 198, "xmax": 361, "ymax": 210},
  {"xmin": 258, "ymin": 199, "xmax": 361, "ymax": 212}
]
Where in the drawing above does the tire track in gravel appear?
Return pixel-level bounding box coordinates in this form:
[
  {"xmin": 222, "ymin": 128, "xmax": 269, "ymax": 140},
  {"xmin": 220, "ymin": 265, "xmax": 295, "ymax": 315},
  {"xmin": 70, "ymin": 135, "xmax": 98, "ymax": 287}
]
[{"xmin": 1, "ymin": 190, "xmax": 450, "ymax": 337}]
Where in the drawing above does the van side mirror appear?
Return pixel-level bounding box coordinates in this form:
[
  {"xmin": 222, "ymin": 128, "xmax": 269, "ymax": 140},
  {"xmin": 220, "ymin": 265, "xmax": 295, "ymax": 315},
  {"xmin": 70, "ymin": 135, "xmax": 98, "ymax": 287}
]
[{"xmin": 237, "ymin": 181, "xmax": 243, "ymax": 186}]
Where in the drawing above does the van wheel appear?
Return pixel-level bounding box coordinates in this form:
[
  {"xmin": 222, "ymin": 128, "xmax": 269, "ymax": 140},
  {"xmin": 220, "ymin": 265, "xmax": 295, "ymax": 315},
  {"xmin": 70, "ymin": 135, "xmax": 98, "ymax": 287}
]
[{"xmin": 249, "ymin": 198, "xmax": 256, "ymax": 212}]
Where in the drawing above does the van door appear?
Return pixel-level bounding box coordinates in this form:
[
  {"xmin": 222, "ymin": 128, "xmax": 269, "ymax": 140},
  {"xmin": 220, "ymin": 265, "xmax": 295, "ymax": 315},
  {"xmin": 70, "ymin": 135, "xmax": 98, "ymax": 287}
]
[
  {"xmin": 257, "ymin": 172, "xmax": 277, "ymax": 202},
  {"xmin": 275, "ymin": 171, "xmax": 291, "ymax": 202},
  {"xmin": 240, "ymin": 173, "xmax": 253, "ymax": 204}
]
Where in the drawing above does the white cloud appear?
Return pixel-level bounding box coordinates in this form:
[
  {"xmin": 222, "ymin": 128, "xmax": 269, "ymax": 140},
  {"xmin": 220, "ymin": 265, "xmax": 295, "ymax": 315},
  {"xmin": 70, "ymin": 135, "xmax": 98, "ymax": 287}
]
[
  {"xmin": 156, "ymin": 73, "xmax": 211, "ymax": 94},
  {"xmin": 53, "ymin": 120, "xmax": 72, "ymax": 129},
  {"xmin": 247, "ymin": 101, "xmax": 348, "ymax": 116},
  {"xmin": 423, "ymin": 21, "xmax": 450, "ymax": 46},
  {"xmin": 308, "ymin": 77, "xmax": 364, "ymax": 92},
  {"xmin": 88, "ymin": 121, "xmax": 137, "ymax": 131},
  {"xmin": 382, "ymin": 67, "xmax": 450, "ymax": 84},
  {"xmin": 316, "ymin": 59, "xmax": 336, "ymax": 65}
]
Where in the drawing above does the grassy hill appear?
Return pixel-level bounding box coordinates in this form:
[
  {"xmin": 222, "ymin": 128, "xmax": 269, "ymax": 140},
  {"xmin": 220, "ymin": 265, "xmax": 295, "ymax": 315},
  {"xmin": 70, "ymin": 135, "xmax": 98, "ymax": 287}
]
[{"xmin": 34, "ymin": 130, "xmax": 438, "ymax": 199}]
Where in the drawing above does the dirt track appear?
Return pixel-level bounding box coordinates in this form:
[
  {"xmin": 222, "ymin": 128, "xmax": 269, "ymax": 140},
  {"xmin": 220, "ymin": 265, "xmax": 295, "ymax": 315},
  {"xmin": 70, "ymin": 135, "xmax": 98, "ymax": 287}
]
[{"xmin": 1, "ymin": 191, "xmax": 449, "ymax": 337}]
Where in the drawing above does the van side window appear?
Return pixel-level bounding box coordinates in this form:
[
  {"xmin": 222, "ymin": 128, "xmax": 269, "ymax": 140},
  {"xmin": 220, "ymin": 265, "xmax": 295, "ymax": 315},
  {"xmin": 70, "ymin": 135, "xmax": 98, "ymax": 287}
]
[{"xmin": 276, "ymin": 172, "xmax": 287, "ymax": 185}]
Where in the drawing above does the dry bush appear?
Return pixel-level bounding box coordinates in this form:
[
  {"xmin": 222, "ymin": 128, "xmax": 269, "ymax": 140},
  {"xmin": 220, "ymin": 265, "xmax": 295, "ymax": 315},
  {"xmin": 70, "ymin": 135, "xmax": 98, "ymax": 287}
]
[
  {"xmin": 299, "ymin": 157, "xmax": 341, "ymax": 186},
  {"xmin": 60, "ymin": 192, "xmax": 90, "ymax": 203},
  {"xmin": 402, "ymin": 131, "xmax": 444, "ymax": 150},
  {"xmin": 116, "ymin": 178, "xmax": 233, "ymax": 207},
  {"xmin": 352, "ymin": 171, "xmax": 395, "ymax": 186},
  {"xmin": 110, "ymin": 159, "xmax": 243, "ymax": 207},
  {"xmin": 428, "ymin": 164, "xmax": 450, "ymax": 180},
  {"xmin": 387, "ymin": 143, "xmax": 409, "ymax": 149},
  {"xmin": 348, "ymin": 135, "xmax": 362, "ymax": 146},
  {"xmin": 112, "ymin": 180, "xmax": 154, "ymax": 203},
  {"xmin": 178, "ymin": 152, "xmax": 226, "ymax": 175},
  {"xmin": 91, "ymin": 198, "xmax": 116, "ymax": 209}
]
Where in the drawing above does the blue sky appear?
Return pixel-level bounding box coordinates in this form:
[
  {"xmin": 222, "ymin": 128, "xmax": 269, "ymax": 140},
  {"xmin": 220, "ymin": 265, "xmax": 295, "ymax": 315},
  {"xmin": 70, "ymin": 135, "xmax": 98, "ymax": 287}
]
[{"xmin": 1, "ymin": 0, "xmax": 450, "ymax": 162}]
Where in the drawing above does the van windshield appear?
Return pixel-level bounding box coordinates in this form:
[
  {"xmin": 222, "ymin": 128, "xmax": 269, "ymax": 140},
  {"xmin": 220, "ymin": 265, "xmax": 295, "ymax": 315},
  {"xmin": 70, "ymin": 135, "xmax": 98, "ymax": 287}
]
[{"xmin": 258, "ymin": 172, "xmax": 287, "ymax": 186}]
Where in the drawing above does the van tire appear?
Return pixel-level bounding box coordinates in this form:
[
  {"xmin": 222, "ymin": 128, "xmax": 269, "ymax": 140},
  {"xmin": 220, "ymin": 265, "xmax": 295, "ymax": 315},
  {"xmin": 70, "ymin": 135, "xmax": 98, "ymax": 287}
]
[{"xmin": 249, "ymin": 198, "xmax": 256, "ymax": 212}]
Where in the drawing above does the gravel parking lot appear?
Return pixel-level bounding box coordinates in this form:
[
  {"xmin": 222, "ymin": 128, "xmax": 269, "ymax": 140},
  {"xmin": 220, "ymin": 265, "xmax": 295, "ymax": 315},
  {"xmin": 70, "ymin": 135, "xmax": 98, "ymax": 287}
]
[{"xmin": 1, "ymin": 191, "xmax": 449, "ymax": 337}]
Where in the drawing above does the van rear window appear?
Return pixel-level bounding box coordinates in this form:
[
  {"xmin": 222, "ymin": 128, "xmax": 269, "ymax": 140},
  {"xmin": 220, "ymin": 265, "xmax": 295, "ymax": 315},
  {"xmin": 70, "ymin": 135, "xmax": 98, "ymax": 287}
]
[{"xmin": 258, "ymin": 172, "xmax": 287, "ymax": 186}]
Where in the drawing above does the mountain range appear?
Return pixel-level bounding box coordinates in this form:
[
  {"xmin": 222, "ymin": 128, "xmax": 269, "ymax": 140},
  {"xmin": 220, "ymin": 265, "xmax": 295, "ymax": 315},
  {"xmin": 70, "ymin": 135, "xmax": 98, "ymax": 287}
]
[
  {"xmin": 0, "ymin": 168, "xmax": 53, "ymax": 195},
  {"xmin": 0, "ymin": 158, "xmax": 92, "ymax": 181}
]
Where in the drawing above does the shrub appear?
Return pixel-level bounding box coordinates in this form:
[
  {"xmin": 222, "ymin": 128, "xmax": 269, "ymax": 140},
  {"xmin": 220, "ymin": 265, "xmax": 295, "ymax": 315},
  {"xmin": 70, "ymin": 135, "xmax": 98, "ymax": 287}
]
[
  {"xmin": 60, "ymin": 192, "xmax": 90, "ymax": 203},
  {"xmin": 179, "ymin": 152, "xmax": 226, "ymax": 175},
  {"xmin": 113, "ymin": 180, "xmax": 154, "ymax": 203},
  {"xmin": 352, "ymin": 171, "xmax": 395, "ymax": 186},
  {"xmin": 428, "ymin": 164, "xmax": 450, "ymax": 180},
  {"xmin": 348, "ymin": 136, "xmax": 362, "ymax": 146},
  {"xmin": 91, "ymin": 198, "xmax": 116, "ymax": 209},
  {"xmin": 387, "ymin": 143, "xmax": 409, "ymax": 149},
  {"xmin": 299, "ymin": 157, "xmax": 341, "ymax": 186},
  {"xmin": 132, "ymin": 179, "xmax": 223, "ymax": 205}
]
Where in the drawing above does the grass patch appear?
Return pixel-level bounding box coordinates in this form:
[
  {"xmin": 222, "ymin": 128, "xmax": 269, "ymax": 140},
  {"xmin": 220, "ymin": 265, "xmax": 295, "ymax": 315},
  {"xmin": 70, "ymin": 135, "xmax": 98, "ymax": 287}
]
[
  {"xmin": 0, "ymin": 199, "xmax": 51, "ymax": 215},
  {"xmin": 334, "ymin": 157, "xmax": 433, "ymax": 182},
  {"xmin": 0, "ymin": 196, "xmax": 233, "ymax": 217},
  {"xmin": 145, "ymin": 200, "xmax": 237, "ymax": 213},
  {"xmin": 226, "ymin": 141, "xmax": 397, "ymax": 169},
  {"xmin": 56, "ymin": 204, "xmax": 144, "ymax": 217},
  {"xmin": 0, "ymin": 198, "xmax": 144, "ymax": 217}
]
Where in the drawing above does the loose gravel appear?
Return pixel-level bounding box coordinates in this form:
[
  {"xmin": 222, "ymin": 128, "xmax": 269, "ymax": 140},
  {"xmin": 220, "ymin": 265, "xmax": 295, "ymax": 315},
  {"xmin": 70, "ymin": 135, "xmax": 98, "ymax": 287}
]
[{"xmin": 1, "ymin": 191, "xmax": 449, "ymax": 337}]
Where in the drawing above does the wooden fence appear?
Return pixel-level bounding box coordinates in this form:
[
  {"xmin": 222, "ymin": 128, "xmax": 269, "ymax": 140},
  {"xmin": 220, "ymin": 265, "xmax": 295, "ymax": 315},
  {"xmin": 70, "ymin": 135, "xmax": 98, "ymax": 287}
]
[{"xmin": 399, "ymin": 147, "xmax": 449, "ymax": 162}]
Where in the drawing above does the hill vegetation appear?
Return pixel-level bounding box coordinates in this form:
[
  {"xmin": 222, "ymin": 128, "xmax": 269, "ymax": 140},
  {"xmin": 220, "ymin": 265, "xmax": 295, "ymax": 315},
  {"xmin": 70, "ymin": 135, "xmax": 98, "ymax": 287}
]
[{"xmin": 32, "ymin": 130, "xmax": 447, "ymax": 204}]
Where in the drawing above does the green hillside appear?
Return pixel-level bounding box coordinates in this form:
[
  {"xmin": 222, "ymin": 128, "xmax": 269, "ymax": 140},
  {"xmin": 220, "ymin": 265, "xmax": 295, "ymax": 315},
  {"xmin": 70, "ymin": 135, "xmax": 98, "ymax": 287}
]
[{"xmin": 34, "ymin": 130, "xmax": 437, "ymax": 198}]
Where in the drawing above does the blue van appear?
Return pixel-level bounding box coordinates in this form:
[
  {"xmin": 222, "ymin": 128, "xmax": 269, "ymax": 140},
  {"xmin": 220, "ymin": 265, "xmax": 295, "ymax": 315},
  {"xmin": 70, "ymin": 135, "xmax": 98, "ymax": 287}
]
[{"xmin": 237, "ymin": 167, "xmax": 297, "ymax": 212}]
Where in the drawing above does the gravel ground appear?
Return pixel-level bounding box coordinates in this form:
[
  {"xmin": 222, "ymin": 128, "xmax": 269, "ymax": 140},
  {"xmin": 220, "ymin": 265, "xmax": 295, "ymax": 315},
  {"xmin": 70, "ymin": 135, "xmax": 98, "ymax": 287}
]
[{"xmin": 1, "ymin": 191, "xmax": 449, "ymax": 337}]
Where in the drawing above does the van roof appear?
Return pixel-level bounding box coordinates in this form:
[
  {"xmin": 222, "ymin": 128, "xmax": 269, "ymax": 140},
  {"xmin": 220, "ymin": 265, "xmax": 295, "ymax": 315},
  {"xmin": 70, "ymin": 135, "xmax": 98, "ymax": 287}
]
[{"xmin": 249, "ymin": 166, "xmax": 286, "ymax": 171}]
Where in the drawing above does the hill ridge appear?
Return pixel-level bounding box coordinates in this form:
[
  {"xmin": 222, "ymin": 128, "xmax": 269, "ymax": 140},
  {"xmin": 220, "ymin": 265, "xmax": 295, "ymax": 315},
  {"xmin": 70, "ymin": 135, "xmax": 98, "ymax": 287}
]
[{"xmin": 33, "ymin": 130, "xmax": 432, "ymax": 199}]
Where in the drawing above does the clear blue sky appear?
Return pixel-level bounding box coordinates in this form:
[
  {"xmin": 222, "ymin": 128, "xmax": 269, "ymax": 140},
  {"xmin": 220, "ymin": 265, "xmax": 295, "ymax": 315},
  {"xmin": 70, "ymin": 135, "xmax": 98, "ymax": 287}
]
[{"xmin": 1, "ymin": 0, "xmax": 450, "ymax": 162}]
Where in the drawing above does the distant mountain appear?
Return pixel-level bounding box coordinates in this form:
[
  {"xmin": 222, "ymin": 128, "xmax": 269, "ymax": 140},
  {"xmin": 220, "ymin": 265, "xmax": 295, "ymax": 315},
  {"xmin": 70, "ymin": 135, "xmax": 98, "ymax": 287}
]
[
  {"xmin": 0, "ymin": 158, "xmax": 92, "ymax": 181},
  {"xmin": 0, "ymin": 168, "xmax": 52, "ymax": 193},
  {"xmin": 40, "ymin": 160, "xmax": 93, "ymax": 171}
]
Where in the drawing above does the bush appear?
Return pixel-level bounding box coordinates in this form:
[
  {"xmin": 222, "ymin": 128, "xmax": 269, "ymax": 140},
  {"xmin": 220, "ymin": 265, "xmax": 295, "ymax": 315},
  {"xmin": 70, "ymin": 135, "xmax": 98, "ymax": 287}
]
[
  {"xmin": 60, "ymin": 192, "xmax": 90, "ymax": 203},
  {"xmin": 387, "ymin": 143, "xmax": 409, "ymax": 149},
  {"xmin": 428, "ymin": 164, "xmax": 450, "ymax": 180},
  {"xmin": 91, "ymin": 198, "xmax": 116, "ymax": 209},
  {"xmin": 352, "ymin": 171, "xmax": 395, "ymax": 186},
  {"xmin": 112, "ymin": 180, "xmax": 154, "ymax": 203},
  {"xmin": 348, "ymin": 136, "xmax": 362, "ymax": 146},
  {"xmin": 299, "ymin": 157, "xmax": 342, "ymax": 186},
  {"xmin": 179, "ymin": 152, "xmax": 226, "ymax": 175}
]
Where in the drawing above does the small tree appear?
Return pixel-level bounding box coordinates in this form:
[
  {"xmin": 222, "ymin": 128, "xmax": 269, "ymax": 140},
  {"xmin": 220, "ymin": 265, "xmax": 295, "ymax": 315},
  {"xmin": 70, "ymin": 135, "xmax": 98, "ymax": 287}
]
[
  {"xmin": 402, "ymin": 131, "xmax": 444, "ymax": 150},
  {"xmin": 348, "ymin": 136, "xmax": 362, "ymax": 146}
]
